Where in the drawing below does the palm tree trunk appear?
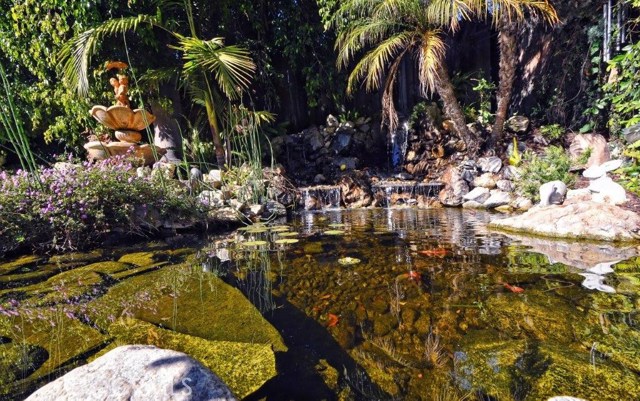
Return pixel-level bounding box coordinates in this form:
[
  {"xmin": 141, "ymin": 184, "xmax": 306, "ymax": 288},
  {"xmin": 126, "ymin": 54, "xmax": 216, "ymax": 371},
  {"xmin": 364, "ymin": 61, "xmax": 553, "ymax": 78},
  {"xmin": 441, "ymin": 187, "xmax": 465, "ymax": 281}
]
[
  {"xmin": 204, "ymin": 95, "xmax": 226, "ymax": 169},
  {"xmin": 492, "ymin": 21, "xmax": 518, "ymax": 146},
  {"xmin": 434, "ymin": 64, "xmax": 478, "ymax": 155}
]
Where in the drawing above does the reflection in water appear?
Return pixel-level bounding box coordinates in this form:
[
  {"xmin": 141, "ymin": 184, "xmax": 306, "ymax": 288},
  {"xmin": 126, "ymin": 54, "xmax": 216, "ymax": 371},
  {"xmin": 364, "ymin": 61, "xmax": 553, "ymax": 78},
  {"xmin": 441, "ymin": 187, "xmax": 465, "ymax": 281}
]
[{"xmin": 221, "ymin": 208, "xmax": 640, "ymax": 400}]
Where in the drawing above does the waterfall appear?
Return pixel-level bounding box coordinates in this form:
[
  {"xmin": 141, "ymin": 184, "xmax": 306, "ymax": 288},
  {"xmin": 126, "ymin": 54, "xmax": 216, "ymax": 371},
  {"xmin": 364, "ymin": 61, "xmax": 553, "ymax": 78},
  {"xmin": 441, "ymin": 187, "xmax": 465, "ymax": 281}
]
[
  {"xmin": 373, "ymin": 181, "xmax": 444, "ymax": 208},
  {"xmin": 390, "ymin": 120, "xmax": 409, "ymax": 170},
  {"xmin": 300, "ymin": 185, "xmax": 342, "ymax": 210}
]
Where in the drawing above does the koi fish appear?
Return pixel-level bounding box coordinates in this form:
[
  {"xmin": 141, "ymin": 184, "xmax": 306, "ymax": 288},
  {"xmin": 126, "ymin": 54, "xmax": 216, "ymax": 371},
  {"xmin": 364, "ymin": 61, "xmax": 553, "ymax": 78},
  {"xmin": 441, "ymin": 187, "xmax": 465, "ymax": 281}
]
[
  {"xmin": 418, "ymin": 248, "xmax": 449, "ymax": 258},
  {"xmin": 502, "ymin": 282, "xmax": 525, "ymax": 293},
  {"xmin": 327, "ymin": 313, "xmax": 339, "ymax": 327},
  {"xmin": 407, "ymin": 270, "xmax": 422, "ymax": 282}
]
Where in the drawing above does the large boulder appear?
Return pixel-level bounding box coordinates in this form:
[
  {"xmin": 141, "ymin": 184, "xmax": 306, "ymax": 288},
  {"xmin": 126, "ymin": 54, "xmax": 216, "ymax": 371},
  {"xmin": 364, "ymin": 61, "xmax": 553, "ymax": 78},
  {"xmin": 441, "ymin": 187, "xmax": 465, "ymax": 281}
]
[
  {"xmin": 569, "ymin": 133, "xmax": 610, "ymax": 168},
  {"xmin": 25, "ymin": 345, "xmax": 236, "ymax": 401},
  {"xmin": 438, "ymin": 167, "xmax": 469, "ymax": 206},
  {"xmin": 490, "ymin": 201, "xmax": 640, "ymax": 241}
]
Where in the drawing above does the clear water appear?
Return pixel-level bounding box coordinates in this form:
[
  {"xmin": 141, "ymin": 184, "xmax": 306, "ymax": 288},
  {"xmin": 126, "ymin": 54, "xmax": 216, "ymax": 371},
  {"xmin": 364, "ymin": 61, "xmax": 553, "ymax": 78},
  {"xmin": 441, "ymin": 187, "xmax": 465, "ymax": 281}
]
[{"xmin": 1, "ymin": 208, "xmax": 640, "ymax": 400}]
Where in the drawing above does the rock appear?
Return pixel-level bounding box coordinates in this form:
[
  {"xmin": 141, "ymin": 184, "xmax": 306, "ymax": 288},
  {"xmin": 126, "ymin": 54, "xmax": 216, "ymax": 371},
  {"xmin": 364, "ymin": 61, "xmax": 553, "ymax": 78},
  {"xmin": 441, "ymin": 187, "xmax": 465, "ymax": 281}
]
[
  {"xmin": 569, "ymin": 133, "xmax": 610, "ymax": 168},
  {"xmin": 208, "ymin": 207, "xmax": 242, "ymax": 224},
  {"xmin": 263, "ymin": 200, "xmax": 287, "ymax": 218},
  {"xmin": 483, "ymin": 190, "xmax": 511, "ymax": 209},
  {"xmin": 502, "ymin": 165, "xmax": 521, "ymax": 180},
  {"xmin": 539, "ymin": 181, "xmax": 567, "ymax": 206},
  {"xmin": 205, "ymin": 169, "xmax": 223, "ymax": 188},
  {"xmin": 566, "ymin": 188, "xmax": 592, "ymax": 203},
  {"xmin": 496, "ymin": 179, "xmax": 514, "ymax": 192},
  {"xmin": 582, "ymin": 165, "xmax": 606, "ymax": 179},
  {"xmin": 601, "ymin": 159, "xmax": 623, "ymax": 172},
  {"xmin": 248, "ymin": 204, "xmax": 264, "ymax": 216},
  {"xmin": 313, "ymin": 174, "xmax": 326, "ymax": 184},
  {"xmin": 136, "ymin": 166, "xmax": 151, "ymax": 178},
  {"xmin": 478, "ymin": 156, "xmax": 503, "ymax": 173},
  {"xmin": 304, "ymin": 127, "xmax": 325, "ymax": 153},
  {"xmin": 359, "ymin": 123, "xmax": 370, "ymax": 133},
  {"xmin": 462, "ymin": 200, "xmax": 485, "ymax": 209},
  {"xmin": 473, "ymin": 173, "xmax": 498, "ymax": 189},
  {"xmin": 505, "ymin": 115, "xmax": 530, "ymax": 133},
  {"xmin": 198, "ymin": 190, "xmax": 225, "ymax": 208},
  {"xmin": 25, "ymin": 345, "xmax": 237, "ymax": 401},
  {"xmin": 332, "ymin": 131, "xmax": 352, "ymax": 155},
  {"xmin": 326, "ymin": 114, "xmax": 339, "ymax": 128},
  {"xmin": 589, "ymin": 176, "xmax": 627, "ymax": 205},
  {"xmin": 53, "ymin": 162, "xmax": 81, "ymax": 173},
  {"xmin": 190, "ymin": 167, "xmax": 203, "ymax": 182},
  {"xmin": 460, "ymin": 160, "xmax": 478, "ymax": 183},
  {"xmin": 227, "ymin": 199, "xmax": 245, "ymax": 211},
  {"xmin": 489, "ymin": 201, "xmax": 640, "ymax": 241},
  {"xmin": 547, "ymin": 397, "xmax": 588, "ymax": 401},
  {"xmin": 512, "ymin": 196, "xmax": 533, "ymax": 211},
  {"xmin": 153, "ymin": 162, "xmax": 177, "ymax": 179},
  {"xmin": 463, "ymin": 187, "xmax": 490, "ymax": 203},
  {"xmin": 333, "ymin": 157, "xmax": 358, "ymax": 171},
  {"xmin": 623, "ymin": 123, "xmax": 640, "ymax": 144},
  {"xmin": 438, "ymin": 167, "xmax": 469, "ymax": 207}
]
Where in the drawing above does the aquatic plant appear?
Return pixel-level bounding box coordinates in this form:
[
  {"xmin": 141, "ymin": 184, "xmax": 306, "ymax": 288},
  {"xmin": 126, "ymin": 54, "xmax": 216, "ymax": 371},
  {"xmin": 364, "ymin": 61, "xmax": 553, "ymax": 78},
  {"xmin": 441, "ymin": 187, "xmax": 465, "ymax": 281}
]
[
  {"xmin": 0, "ymin": 154, "xmax": 203, "ymax": 255},
  {"xmin": 424, "ymin": 332, "xmax": 447, "ymax": 368}
]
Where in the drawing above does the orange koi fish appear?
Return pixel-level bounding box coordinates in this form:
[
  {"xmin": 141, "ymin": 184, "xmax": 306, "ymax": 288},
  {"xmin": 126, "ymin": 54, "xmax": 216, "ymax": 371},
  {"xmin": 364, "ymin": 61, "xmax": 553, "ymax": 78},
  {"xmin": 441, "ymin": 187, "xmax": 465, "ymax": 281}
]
[
  {"xmin": 418, "ymin": 248, "xmax": 449, "ymax": 258},
  {"xmin": 502, "ymin": 282, "xmax": 525, "ymax": 293}
]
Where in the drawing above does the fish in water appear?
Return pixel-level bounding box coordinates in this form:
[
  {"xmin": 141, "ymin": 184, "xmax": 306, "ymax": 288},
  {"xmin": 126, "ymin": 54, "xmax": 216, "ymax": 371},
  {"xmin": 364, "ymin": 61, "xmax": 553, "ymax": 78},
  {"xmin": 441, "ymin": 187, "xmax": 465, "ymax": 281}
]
[
  {"xmin": 502, "ymin": 282, "xmax": 525, "ymax": 293},
  {"xmin": 418, "ymin": 248, "xmax": 448, "ymax": 258},
  {"xmin": 407, "ymin": 270, "xmax": 422, "ymax": 282},
  {"xmin": 326, "ymin": 313, "xmax": 339, "ymax": 327}
]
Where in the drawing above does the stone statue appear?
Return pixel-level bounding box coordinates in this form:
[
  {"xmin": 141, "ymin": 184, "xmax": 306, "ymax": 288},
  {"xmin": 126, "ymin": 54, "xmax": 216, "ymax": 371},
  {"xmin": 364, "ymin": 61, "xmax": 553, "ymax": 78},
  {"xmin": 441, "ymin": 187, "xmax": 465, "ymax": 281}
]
[
  {"xmin": 539, "ymin": 180, "xmax": 567, "ymax": 207},
  {"xmin": 110, "ymin": 74, "xmax": 130, "ymax": 108}
]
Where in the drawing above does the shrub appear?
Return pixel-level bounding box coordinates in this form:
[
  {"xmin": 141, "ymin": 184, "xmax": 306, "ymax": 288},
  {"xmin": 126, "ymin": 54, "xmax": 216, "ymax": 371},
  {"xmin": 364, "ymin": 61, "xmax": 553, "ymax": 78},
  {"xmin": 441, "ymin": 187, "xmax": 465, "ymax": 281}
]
[
  {"xmin": 515, "ymin": 146, "xmax": 575, "ymax": 202},
  {"xmin": 0, "ymin": 154, "xmax": 204, "ymax": 255},
  {"xmin": 539, "ymin": 124, "xmax": 564, "ymax": 141}
]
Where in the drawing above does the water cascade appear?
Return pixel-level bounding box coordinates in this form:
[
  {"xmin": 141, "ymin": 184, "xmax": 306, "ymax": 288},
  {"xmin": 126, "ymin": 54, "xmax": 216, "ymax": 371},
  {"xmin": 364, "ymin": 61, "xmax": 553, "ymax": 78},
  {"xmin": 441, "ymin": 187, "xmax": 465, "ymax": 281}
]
[
  {"xmin": 389, "ymin": 120, "xmax": 409, "ymax": 170},
  {"xmin": 299, "ymin": 185, "xmax": 342, "ymax": 210},
  {"xmin": 372, "ymin": 181, "xmax": 444, "ymax": 207}
]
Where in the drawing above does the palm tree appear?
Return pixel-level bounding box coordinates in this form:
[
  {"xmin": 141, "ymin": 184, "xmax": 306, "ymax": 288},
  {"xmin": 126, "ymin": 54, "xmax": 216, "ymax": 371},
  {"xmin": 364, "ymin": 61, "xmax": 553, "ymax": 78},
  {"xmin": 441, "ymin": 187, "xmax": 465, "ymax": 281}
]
[
  {"xmin": 333, "ymin": 0, "xmax": 479, "ymax": 154},
  {"xmin": 59, "ymin": 1, "xmax": 256, "ymax": 168},
  {"xmin": 428, "ymin": 0, "xmax": 558, "ymax": 144},
  {"xmin": 333, "ymin": 0, "xmax": 558, "ymax": 155}
]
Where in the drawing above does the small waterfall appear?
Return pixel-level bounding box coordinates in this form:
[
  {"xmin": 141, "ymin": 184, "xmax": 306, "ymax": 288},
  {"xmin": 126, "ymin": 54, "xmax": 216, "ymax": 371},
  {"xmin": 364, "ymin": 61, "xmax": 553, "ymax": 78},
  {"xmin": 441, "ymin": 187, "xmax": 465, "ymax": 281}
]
[
  {"xmin": 373, "ymin": 181, "xmax": 444, "ymax": 208},
  {"xmin": 300, "ymin": 185, "xmax": 342, "ymax": 210},
  {"xmin": 390, "ymin": 120, "xmax": 409, "ymax": 170}
]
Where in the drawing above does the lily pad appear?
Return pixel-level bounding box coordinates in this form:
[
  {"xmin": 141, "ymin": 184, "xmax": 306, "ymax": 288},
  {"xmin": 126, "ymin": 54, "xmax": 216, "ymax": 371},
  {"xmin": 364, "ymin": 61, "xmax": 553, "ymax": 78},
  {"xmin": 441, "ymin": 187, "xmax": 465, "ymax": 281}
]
[
  {"xmin": 269, "ymin": 227, "xmax": 291, "ymax": 233},
  {"xmin": 241, "ymin": 241, "xmax": 269, "ymax": 247},
  {"xmin": 277, "ymin": 232, "xmax": 298, "ymax": 237},
  {"xmin": 269, "ymin": 225, "xmax": 290, "ymax": 230},
  {"xmin": 275, "ymin": 239, "xmax": 299, "ymax": 245},
  {"xmin": 324, "ymin": 230, "xmax": 345, "ymax": 236},
  {"xmin": 338, "ymin": 257, "xmax": 361, "ymax": 266},
  {"xmin": 246, "ymin": 228, "xmax": 269, "ymax": 234},
  {"xmin": 328, "ymin": 223, "xmax": 346, "ymax": 228}
]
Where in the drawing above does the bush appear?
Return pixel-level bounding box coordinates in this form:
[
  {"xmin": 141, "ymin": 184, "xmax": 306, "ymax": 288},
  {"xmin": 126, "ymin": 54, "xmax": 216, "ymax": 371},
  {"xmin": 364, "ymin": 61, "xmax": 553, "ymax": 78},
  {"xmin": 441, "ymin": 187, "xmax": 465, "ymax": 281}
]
[
  {"xmin": 0, "ymin": 155, "xmax": 204, "ymax": 255},
  {"xmin": 515, "ymin": 146, "xmax": 575, "ymax": 202}
]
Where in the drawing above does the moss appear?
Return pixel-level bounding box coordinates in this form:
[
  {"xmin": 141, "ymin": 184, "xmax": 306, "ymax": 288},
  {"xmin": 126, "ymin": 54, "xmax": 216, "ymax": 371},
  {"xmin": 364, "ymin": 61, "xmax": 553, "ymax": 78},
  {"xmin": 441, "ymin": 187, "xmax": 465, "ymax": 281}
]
[
  {"xmin": 47, "ymin": 251, "xmax": 103, "ymax": 266},
  {"xmin": 107, "ymin": 318, "xmax": 277, "ymax": 399},
  {"xmin": 117, "ymin": 251, "xmax": 159, "ymax": 267},
  {"xmin": 0, "ymin": 342, "xmax": 48, "ymax": 384},
  {"xmin": 528, "ymin": 344, "xmax": 640, "ymax": 400},
  {"xmin": 87, "ymin": 264, "xmax": 287, "ymax": 352},
  {"xmin": 484, "ymin": 292, "xmax": 583, "ymax": 342},
  {"xmin": 0, "ymin": 256, "xmax": 42, "ymax": 276}
]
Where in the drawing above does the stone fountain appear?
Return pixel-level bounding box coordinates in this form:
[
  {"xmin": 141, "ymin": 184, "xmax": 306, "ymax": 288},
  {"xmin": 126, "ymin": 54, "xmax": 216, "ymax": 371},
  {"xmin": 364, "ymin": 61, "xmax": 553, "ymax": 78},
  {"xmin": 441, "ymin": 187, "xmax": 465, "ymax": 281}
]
[{"xmin": 84, "ymin": 61, "xmax": 165, "ymax": 165}]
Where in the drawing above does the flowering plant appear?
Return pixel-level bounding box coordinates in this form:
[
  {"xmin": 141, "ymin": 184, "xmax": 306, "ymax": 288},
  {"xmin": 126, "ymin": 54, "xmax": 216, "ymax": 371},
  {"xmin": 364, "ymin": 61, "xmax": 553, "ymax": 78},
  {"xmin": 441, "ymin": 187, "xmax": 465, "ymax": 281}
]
[{"xmin": 0, "ymin": 154, "xmax": 204, "ymax": 255}]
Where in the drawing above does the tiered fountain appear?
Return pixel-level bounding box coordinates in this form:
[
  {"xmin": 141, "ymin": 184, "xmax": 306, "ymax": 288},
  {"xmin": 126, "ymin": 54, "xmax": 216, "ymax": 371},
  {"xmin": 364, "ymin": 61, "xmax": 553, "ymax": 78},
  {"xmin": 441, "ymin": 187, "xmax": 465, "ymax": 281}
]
[{"xmin": 84, "ymin": 61, "xmax": 165, "ymax": 165}]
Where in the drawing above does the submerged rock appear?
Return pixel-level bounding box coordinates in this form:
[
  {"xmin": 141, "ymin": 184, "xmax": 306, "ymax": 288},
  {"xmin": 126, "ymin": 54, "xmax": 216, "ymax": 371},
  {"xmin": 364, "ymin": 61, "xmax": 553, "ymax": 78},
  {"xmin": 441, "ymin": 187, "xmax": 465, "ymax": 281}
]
[{"xmin": 25, "ymin": 345, "xmax": 237, "ymax": 401}]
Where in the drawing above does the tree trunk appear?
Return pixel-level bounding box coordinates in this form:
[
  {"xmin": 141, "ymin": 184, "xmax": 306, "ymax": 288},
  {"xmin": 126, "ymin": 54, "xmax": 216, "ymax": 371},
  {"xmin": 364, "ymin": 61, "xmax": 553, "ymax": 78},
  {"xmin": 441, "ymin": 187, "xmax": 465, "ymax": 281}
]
[
  {"xmin": 492, "ymin": 21, "xmax": 518, "ymax": 146},
  {"xmin": 204, "ymin": 95, "xmax": 226, "ymax": 169},
  {"xmin": 434, "ymin": 64, "xmax": 478, "ymax": 155}
]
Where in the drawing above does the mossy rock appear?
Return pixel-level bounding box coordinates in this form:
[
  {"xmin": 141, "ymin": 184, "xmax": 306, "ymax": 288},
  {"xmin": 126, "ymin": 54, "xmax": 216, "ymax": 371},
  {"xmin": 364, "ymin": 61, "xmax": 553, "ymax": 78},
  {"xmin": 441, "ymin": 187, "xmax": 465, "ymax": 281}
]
[
  {"xmin": 0, "ymin": 256, "xmax": 42, "ymax": 276},
  {"xmin": 0, "ymin": 307, "xmax": 107, "ymax": 389},
  {"xmin": 117, "ymin": 252, "xmax": 161, "ymax": 267},
  {"xmin": 106, "ymin": 318, "xmax": 277, "ymax": 399},
  {"xmin": 47, "ymin": 251, "xmax": 103, "ymax": 266},
  {"xmin": 87, "ymin": 265, "xmax": 286, "ymax": 352},
  {"xmin": 484, "ymin": 292, "xmax": 583, "ymax": 343},
  {"xmin": 0, "ymin": 342, "xmax": 48, "ymax": 384},
  {"xmin": 528, "ymin": 344, "xmax": 640, "ymax": 400}
]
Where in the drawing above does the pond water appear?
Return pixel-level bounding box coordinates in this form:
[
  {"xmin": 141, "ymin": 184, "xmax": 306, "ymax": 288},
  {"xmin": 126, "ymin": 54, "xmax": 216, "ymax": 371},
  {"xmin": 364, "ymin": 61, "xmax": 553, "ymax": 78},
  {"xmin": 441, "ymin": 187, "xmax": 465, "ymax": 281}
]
[{"xmin": 1, "ymin": 208, "xmax": 640, "ymax": 400}]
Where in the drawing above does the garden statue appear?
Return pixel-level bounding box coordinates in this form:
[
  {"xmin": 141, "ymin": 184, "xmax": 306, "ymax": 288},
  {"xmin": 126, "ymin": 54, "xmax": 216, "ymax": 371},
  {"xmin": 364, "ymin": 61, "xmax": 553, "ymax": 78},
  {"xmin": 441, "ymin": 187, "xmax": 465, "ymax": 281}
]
[{"xmin": 84, "ymin": 61, "xmax": 164, "ymax": 165}]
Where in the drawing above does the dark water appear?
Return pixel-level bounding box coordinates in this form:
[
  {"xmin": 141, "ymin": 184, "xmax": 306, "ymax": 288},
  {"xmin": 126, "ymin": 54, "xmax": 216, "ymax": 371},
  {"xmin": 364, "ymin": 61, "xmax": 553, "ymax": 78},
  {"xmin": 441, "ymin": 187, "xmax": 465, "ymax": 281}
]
[{"xmin": 2, "ymin": 208, "xmax": 640, "ymax": 400}]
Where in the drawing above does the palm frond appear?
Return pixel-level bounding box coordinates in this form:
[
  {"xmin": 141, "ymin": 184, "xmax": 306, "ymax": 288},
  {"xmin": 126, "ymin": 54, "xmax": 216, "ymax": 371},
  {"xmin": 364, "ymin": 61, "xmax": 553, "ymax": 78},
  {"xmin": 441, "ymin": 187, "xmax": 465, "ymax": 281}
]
[
  {"xmin": 417, "ymin": 29, "xmax": 446, "ymax": 96},
  {"xmin": 178, "ymin": 36, "xmax": 256, "ymax": 100},
  {"xmin": 58, "ymin": 15, "xmax": 164, "ymax": 96},
  {"xmin": 346, "ymin": 31, "xmax": 414, "ymax": 94},
  {"xmin": 426, "ymin": 0, "xmax": 474, "ymax": 31},
  {"xmin": 335, "ymin": 19, "xmax": 400, "ymax": 68}
]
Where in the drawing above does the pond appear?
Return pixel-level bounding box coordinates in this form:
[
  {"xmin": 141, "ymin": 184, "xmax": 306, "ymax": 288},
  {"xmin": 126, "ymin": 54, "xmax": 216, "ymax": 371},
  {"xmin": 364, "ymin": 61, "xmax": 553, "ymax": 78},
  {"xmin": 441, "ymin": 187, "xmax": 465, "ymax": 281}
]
[{"xmin": 1, "ymin": 208, "xmax": 640, "ymax": 400}]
